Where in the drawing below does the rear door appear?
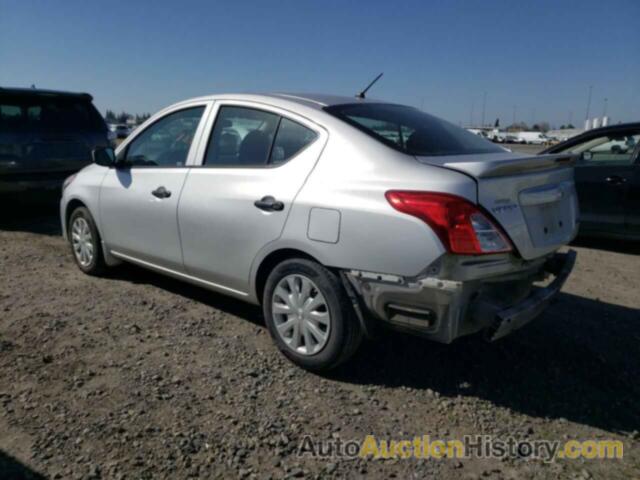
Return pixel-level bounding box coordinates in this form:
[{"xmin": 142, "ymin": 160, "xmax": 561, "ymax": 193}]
[
  {"xmin": 100, "ymin": 103, "xmax": 209, "ymax": 271},
  {"xmin": 556, "ymin": 130, "xmax": 639, "ymax": 234},
  {"xmin": 178, "ymin": 102, "xmax": 326, "ymax": 294}
]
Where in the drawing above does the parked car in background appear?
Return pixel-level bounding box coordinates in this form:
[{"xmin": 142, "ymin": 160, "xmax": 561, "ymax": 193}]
[
  {"xmin": 543, "ymin": 122, "xmax": 640, "ymax": 240},
  {"xmin": 516, "ymin": 131, "xmax": 548, "ymax": 145},
  {"xmin": 0, "ymin": 87, "xmax": 109, "ymax": 202},
  {"xmin": 61, "ymin": 93, "xmax": 577, "ymax": 370},
  {"xmin": 108, "ymin": 123, "xmax": 131, "ymax": 139},
  {"xmin": 487, "ymin": 128, "xmax": 506, "ymax": 143}
]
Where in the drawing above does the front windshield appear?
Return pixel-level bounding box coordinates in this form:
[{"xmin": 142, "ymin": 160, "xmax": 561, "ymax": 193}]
[{"xmin": 325, "ymin": 103, "xmax": 504, "ymax": 156}]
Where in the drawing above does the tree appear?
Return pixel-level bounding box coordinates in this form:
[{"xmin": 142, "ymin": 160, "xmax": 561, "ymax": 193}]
[
  {"xmin": 117, "ymin": 111, "xmax": 130, "ymax": 124},
  {"xmin": 104, "ymin": 110, "xmax": 116, "ymax": 122},
  {"xmin": 135, "ymin": 113, "xmax": 151, "ymax": 124},
  {"xmin": 506, "ymin": 121, "xmax": 529, "ymax": 132},
  {"xmin": 532, "ymin": 122, "xmax": 550, "ymax": 132},
  {"xmin": 494, "ymin": 118, "xmax": 500, "ymax": 128}
]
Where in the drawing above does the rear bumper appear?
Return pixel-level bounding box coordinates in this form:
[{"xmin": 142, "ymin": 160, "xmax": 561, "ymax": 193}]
[
  {"xmin": 484, "ymin": 249, "xmax": 576, "ymax": 340},
  {"xmin": 345, "ymin": 250, "xmax": 576, "ymax": 343}
]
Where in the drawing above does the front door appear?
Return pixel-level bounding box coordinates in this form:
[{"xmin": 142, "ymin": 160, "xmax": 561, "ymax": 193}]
[
  {"xmin": 624, "ymin": 156, "xmax": 640, "ymax": 237},
  {"xmin": 566, "ymin": 131, "xmax": 639, "ymax": 234},
  {"xmin": 99, "ymin": 105, "xmax": 207, "ymax": 271},
  {"xmin": 178, "ymin": 103, "xmax": 326, "ymax": 294}
]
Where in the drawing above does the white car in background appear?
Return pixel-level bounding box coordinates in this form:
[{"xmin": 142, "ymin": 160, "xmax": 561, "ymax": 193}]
[
  {"xmin": 108, "ymin": 123, "xmax": 131, "ymax": 139},
  {"xmin": 516, "ymin": 131, "xmax": 548, "ymax": 145}
]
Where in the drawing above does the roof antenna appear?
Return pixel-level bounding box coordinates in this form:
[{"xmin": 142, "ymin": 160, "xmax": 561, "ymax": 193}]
[{"xmin": 356, "ymin": 72, "xmax": 383, "ymax": 99}]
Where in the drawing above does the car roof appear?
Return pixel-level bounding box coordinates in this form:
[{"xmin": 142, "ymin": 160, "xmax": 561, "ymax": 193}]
[
  {"xmin": 174, "ymin": 92, "xmax": 392, "ymax": 111},
  {"xmin": 0, "ymin": 86, "xmax": 93, "ymax": 100}
]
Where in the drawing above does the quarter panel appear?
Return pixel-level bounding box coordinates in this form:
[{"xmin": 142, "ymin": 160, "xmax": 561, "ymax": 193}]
[{"xmin": 250, "ymin": 133, "xmax": 477, "ymax": 298}]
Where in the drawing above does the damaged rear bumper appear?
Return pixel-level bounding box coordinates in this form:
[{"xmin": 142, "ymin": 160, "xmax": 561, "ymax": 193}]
[{"xmin": 345, "ymin": 250, "xmax": 576, "ymax": 343}]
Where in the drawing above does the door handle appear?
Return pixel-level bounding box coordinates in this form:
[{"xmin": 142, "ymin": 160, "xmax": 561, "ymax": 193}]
[
  {"xmin": 605, "ymin": 175, "xmax": 627, "ymax": 186},
  {"xmin": 151, "ymin": 186, "xmax": 172, "ymax": 198},
  {"xmin": 254, "ymin": 195, "xmax": 284, "ymax": 211}
]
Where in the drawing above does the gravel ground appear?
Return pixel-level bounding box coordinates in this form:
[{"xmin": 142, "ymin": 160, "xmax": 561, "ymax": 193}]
[{"xmin": 1, "ymin": 207, "xmax": 639, "ymax": 480}]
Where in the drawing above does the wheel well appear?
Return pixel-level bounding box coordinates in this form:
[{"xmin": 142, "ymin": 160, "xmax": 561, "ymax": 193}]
[
  {"xmin": 254, "ymin": 248, "xmax": 319, "ymax": 303},
  {"xmin": 65, "ymin": 199, "xmax": 87, "ymax": 230}
]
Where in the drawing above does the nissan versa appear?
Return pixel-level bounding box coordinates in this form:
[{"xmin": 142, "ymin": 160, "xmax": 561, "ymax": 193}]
[{"xmin": 60, "ymin": 93, "xmax": 578, "ymax": 370}]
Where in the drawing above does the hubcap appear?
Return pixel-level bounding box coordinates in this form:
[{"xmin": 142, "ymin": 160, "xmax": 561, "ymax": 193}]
[
  {"xmin": 271, "ymin": 274, "xmax": 331, "ymax": 356},
  {"xmin": 71, "ymin": 217, "xmax": 94, "ymax": 267}
]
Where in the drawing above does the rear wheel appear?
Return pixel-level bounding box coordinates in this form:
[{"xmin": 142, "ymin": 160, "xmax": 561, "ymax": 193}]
[
  {"xmin": 68, "ymin": 206, "xmax": 106, "ymax": 276},
  {"xmin": 263, "ymin": 258, "xmax": 362, "ymax": 371}
]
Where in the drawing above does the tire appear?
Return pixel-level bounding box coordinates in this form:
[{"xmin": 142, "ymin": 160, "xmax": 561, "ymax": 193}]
[
  {"xmin": 68, "ymin": 206, "xmax": 106, "ymax": 276},
  {"xmin": 262, "ymin": 258, "xmax": 362, "ymax": 371}
]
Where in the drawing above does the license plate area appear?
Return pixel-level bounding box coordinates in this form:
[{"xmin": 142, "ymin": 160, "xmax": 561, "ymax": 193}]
[{"xmin": 520, "ymin": 183, "xmax": 577, "ymax": 248}]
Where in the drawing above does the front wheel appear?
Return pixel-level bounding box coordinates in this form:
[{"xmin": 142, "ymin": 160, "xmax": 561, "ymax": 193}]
[
  {"xmin": 263, "ymin": 258, "xmax": 362, "ymax": 371},
  {"xmin": 68, "ymin": 206, "xmax": 106, "ymax": 276}
]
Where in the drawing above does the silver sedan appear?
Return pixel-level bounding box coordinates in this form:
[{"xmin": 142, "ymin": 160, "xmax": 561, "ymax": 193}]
[{"xmin": 61, "ymin": 93, "xmax": 577, "ymax": 370}]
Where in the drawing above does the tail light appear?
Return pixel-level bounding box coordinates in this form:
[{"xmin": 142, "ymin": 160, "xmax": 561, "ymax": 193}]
[{"xmin": 385, "ymin": 191, "xmax": 512, "ymax": 255}]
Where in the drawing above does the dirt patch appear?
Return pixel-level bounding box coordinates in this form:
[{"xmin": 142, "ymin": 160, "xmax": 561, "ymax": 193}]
[{"xmin": 1, "ymin": 212, "xmax": 639, "ymax": 479}]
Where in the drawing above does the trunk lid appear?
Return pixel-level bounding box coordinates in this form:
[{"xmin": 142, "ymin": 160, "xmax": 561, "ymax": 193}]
[{"xmin": 416, "ymin": 152, "xmax": 579, "ymax": 260}]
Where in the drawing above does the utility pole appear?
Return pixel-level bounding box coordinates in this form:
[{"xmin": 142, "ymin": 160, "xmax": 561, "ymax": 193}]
[
  {"xmin": 585, "ymin": 85, "xmax": 593, "ymax": 120},
  {"xmin": 481, "ymin": 92, "xmax": 487, "ymax": 127},
  {"xmin": 470, "ymin": 99, "xmax": 475, "ymax": 127}
]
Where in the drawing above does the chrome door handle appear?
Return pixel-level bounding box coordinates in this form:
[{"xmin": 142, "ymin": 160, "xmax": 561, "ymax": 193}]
[
  {"xmin": 605, "ymin": 175, "xmax": 627, "ymax": 186},
  {"xmin": 152, "ymin": 186, "xmax": 172, "ymax": 198},
  {"xmin": 254, "ymin": 195, "xmax": 284, "ymax": 211}
]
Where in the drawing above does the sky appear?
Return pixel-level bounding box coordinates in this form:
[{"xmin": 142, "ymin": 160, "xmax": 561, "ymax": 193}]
[{"xmin": 1, "ymin": 0, "xmax": 639, "ymax": 128}]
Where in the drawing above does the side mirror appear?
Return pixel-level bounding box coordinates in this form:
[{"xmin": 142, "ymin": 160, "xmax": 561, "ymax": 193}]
[{"xmin": 92, "ymin": 147, "xmax": 116, "ymax": 167}]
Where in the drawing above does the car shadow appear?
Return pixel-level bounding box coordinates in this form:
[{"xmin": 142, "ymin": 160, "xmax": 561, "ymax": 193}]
[
  {"xmin": 331, "ymin": 291, "xmax": 640, "ymax": 435},
  {"xmin": 0, "ymin": 450, "xmax": 46, "ymax": 480},
  {"xmin": 110, "ymin": 262, "xmax": 639, "ymax": 435},
  {"xmin": 0, "ymin": 203, "xmax": 61, "ymax": 236},
  {"xmin": 111, "ymin": 263, "xmax": 265, "ymax": 328}
]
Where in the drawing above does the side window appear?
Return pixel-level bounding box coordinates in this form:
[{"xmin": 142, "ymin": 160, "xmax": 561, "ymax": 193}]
[
  {"xmin": 270, "ymin": 118, "xmax": 318, "ymax": 164},
  {"xmin": 205, "ymin": 106, "xmax": 279, "ymax": 166},
  {"xmin": 125, "ymin": 107, "xmax": 205, "ymax": 167},
  {"xmin": 563, "ymin": 133, "xmax": 640, "ymax": 166}
]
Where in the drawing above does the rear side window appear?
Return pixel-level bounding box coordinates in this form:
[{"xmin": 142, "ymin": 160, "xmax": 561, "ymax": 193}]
[
  {"xmin": 271, "ymin": 118, "xmax": 318, "ymax": 165},
  {"xmin": 204, "ymin": 106, "xmax": 317, "ymax": 167},
  {"xmin": 325, "ymin": 103, "xmax": 503, "ymax": 156},
  {"xmin": 0, "ymin": 95, "xmax": 106, "ymax": 133}
]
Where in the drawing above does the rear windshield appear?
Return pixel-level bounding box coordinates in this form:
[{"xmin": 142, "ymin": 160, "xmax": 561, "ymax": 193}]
[
  {"xmin": 0, "ymin": 94, "xmax": 106, "ymax": 133},
  {"xmin": 325, "ymin": 103, "xmax": 504, "ymax": 156}
]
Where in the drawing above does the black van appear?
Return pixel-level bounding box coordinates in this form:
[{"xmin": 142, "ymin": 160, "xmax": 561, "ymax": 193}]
[{"xmin": 0, "ymin": 87, "xmax": 109, "ymax": 201}]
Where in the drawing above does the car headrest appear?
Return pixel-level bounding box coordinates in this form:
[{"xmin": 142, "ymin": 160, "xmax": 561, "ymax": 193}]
[{"xmin": 238, "ymin": 130, "xmax": 271, "ymax": 165}]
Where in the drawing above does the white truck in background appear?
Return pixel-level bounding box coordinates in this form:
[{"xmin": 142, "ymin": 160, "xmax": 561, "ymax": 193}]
[{"xmin": 516, "ymin": 131, "xmax": 548, "ymax": 145}]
